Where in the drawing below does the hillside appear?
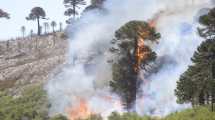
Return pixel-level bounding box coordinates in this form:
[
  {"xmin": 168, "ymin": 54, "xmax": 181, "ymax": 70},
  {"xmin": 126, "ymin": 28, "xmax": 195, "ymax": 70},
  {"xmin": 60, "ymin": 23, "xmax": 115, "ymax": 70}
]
[{"xmin": 0, "ymin": 32, "xmax": 68, "ymax": 92}]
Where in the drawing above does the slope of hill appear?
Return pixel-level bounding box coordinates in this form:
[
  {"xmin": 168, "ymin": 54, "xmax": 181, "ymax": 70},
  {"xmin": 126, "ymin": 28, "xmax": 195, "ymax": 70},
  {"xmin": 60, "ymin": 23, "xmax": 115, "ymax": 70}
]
[{"xmin": 0, "ymin": 32, "xmax": 68, "ymax": 92}]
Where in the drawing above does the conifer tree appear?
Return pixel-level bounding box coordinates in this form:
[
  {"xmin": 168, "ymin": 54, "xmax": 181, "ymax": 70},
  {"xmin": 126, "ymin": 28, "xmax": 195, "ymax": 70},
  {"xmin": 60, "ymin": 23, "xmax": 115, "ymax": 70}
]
[
  {"xmin": 176, "ymin": 7, "xmax": 215, "ymax": 111},
  {"xmin": 26, "ymin": 7, "xmax": 47, "ymax": 35},
  {"xmin": 64, "ymin": 0, "xmax": 86, "ymax": 23},
  {"xmin": 109, "ymin": 21, "xmax": 160, "ymax": 110}
]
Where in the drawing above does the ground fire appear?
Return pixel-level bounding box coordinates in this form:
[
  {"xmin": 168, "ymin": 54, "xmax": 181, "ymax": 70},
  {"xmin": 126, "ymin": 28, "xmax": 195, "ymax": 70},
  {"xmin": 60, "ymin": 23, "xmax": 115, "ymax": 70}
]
[{"xmin": 68, "ymin": 98, "xmax": 92, "ymax": 120}]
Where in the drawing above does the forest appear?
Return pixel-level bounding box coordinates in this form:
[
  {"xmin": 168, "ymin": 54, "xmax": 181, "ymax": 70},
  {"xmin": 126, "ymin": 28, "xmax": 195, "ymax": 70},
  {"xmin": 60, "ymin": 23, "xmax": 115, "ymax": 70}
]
[{"xmin": 1, "ymin": 0, "xmax": 215, "ymax": 120}]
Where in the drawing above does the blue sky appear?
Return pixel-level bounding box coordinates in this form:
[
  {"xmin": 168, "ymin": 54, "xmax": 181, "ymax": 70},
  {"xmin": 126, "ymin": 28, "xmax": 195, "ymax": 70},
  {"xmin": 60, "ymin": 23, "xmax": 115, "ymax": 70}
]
[{"xmin": 0, "ymin": 0, "xmax": 90, "ymax": 40}]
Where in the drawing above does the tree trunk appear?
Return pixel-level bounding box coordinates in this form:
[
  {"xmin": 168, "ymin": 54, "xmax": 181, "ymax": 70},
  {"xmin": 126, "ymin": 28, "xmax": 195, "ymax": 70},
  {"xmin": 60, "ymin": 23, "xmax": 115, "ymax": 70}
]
[
  {"xmin": 73, "ymin": 3, "xmax": 76, "ymax": 18},
  {"xmin": 212, "ymin": 94, "xmax": 215, "ymax": 112},
  {"xmin": 44, "ymin": 26, "xmax": 47, "ymax": 34},
  {"xmin": 52, "ymin": 27, "xmax": 55, "ymax": 33},
  {"xmin": 125, "ymin": 37, "xmax": 139, "ymax": 112},
  {"xmin": 37, "ymin": 17, "xmax": 41, "ymax": 35}
]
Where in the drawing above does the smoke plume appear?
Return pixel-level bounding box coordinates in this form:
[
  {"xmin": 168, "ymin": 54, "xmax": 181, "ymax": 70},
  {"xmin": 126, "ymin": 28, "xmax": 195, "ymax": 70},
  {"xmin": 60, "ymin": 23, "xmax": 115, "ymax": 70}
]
[{"xmin": 46, "ymin": 0, "xmax": 214, "ymax": 118}]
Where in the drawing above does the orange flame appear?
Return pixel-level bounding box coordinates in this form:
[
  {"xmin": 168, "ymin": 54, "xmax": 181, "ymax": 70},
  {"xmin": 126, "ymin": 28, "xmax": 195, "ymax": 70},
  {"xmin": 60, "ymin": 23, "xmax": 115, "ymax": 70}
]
[
  {"xmin": 134, "ymin": 38, "xmax": 152, "ymax": 72},
  {"xmin": 68, "ymin": 98, "xmax": 92, "ymax": 120},
  {"xmin": 134, "ymin": 12, "xmax": 162, "ymax": 72},
  {"xmin": 149, "ymin": 11, "xmax": 164, "ymax": 28},
  {"xmin": 134, "ymin": 28, "xmax": 151, "ymax": 73}
]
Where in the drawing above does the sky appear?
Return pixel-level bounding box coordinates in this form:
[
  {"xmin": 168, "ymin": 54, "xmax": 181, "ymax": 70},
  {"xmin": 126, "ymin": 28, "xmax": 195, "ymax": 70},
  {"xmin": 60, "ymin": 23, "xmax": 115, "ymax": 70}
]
[{"xmin": 0, "ymin": 0, "xmax": 90, "ymax": 40}]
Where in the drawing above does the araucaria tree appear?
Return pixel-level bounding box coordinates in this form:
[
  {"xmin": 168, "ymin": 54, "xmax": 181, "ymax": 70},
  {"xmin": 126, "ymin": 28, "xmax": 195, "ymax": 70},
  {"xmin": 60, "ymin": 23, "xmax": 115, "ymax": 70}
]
[
  {"xmin": 43, "ymin": 22, "xmax": 49, "ymax": 34},
  {"xmin": 64, "ymin": 0, "xmax": 86, "ymax": 21},
  {"xmin": 175, "ymin": 7, "xmax": 215, "ymax": 111},
  {"xmin": 26, "ymin": 7, "xmax": 47, "ymax": 35},
  {"xmin": 21, "ymin": 26, "xmax": 26, "ymax": 38},
  {"xmin": 51, "ymin": 21, "xmax": 57, "ymax": 33},
  {"xmin": 59, "ymin": 22, "xmax": 63, "ymax": 31},
  {"xmin": 109, "ymin": 21, "xmax": 160, "ymax": 110},
  {"xmin": 0, "ymin": 9, "xmax": 10, "ymax": 19}
]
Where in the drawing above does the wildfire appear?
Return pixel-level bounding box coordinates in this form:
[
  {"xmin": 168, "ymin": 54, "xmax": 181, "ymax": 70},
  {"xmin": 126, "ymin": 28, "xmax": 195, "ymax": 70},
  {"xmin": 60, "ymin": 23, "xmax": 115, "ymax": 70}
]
[
  {"xmin": 134, "ymin": 37, "xmax": 150, "ymax": 72},
  {"xmin": 68, "ymin": 98, "xmax": 92, "ymax": 120},
  {"xmin": 134, "ymin": 28, "xmax": 152, "ymax": 73},
  {"xmin": 67, "ymin": 95, "xmax": 123, "ymax": 120},
  {"xmin": 134, "ymin": 12, "xmax": 162, "ymax": 73},
  {"xmin": 149, "ymin": 11, "xmax": 164, "ymax": 28}
]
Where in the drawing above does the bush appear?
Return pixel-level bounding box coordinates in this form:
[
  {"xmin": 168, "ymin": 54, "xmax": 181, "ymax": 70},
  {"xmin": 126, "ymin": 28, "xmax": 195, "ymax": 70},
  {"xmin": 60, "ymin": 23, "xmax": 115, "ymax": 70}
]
[
  {"xmin": 50, "ymin": 114, "xmax": 68, "ymax": 120},
  {"xmin": 163, "ymin": 106, "xmax": 215, "ymax": 120},
  {"xmin": 0, "ymin": 85, "xmax": 67, "ymax": 120},
  {"xmin": 0, "ymin": 85, "xmax": 49, "ymax": 120}
]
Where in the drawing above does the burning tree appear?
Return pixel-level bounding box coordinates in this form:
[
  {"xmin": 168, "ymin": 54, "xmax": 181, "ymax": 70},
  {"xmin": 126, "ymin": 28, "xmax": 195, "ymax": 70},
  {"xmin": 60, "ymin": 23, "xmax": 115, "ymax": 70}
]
[{"xmin": 109, "ymin": 20, "xmax": 161, "ymax": 110}]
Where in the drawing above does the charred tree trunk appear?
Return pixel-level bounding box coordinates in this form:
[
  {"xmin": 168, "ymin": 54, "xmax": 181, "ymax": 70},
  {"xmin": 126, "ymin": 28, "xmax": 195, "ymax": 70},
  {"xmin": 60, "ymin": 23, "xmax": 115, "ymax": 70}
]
[
  {"xmin": 73, "ymin": 3, "xmax": 76, "ymax": 18},
  {"xmin": 125, "ymin": 37, "xmax": 139, "ymax": 111},
  {"xmin": 199, "ymin": 90, "xmax": 205, "ymax": 105},
  {"xmin": 212, "ymin": 94, "xmax": 214, "ymax": 112},
  {"xmin": 37, "ymin": 17, "xmax": 41, "ymax": 35}
]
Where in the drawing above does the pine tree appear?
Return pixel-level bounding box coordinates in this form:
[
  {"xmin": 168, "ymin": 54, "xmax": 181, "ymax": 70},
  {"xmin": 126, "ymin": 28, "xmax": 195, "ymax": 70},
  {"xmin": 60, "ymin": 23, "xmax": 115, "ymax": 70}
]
[
  {"xmin": 109, "ymin": 21, "xmax": 160, "ymax": 110},
  {"xmin": 26, "ymin": 7, "xmax": 47, "ymax": 35},
  {"xmin": 176, "ymin": 7, "xmax": 215, "ymax": 111},
  {"xmin": 44, "ymin": 22, "xmax": 49, "ymax": 34},
  {"xmin": 64, "ymin": 0, "xmax": 86, "ymax": 23},
  {"xmin": 21, "ymin": 26, "xmax": 26, "ymax": 38},
  {"xmin": 51, "ymin": 21, "xmax": 57, "ymax": 33}
]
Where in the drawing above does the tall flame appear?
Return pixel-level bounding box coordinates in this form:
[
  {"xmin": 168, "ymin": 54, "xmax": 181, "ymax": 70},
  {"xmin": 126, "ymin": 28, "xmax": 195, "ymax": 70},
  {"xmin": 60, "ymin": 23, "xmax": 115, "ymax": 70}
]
[
  {"xmin": 134, "ymin": 28, "xmax": 152, "ymax": 73},
  {"xmin": 68, "ymin": 98, "xmax": 92, "ymax": 120},
  {"xmin": 149, "ymin": 11, "xmax": 164, "ymax": 28},
  {"xmin": 134, "ymin": 12, "xmax": 162, "ymax": 73}
]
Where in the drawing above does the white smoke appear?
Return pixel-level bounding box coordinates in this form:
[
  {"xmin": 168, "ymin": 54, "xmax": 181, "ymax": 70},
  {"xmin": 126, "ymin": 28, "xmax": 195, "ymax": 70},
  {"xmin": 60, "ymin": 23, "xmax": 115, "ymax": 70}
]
[{"xmin": 46, "ymin": 0, "xmax": 214, "ymax": 118}]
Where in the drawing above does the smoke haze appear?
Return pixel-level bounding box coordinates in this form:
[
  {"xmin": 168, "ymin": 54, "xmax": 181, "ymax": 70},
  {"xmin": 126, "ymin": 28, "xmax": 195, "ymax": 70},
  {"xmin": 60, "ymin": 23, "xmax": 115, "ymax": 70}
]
[{"xmin": 46, "ymin": 0, "xmax": 214, "ymax": 118}]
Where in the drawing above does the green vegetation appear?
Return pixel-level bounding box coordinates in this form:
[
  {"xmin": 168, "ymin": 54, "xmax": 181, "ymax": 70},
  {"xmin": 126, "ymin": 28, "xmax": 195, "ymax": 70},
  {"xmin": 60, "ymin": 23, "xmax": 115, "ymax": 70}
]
[
  {"xmin": 21, "ymin": 26, "xmax": 26, "ymax": 38},
  {"xmin": 109, "ymin": 20, "xmax": 160, "ymax": 110},
  {"xmin": 175, "ymin": 7, "xmax": 215, "ymax": 111},
  {"xmin": 164, "ymin": 106, "xmax": 215, "ymax": 120},
  {"xmin": 80, "ymin": 107, "xmax": 215, "ymax": 120},
  {"xmin": 0, "ymin": 84, "xmax": 67, "ymax": 120},
  {"xmin": 51, "ymin": 21, "xmax": 57, "ymax": 33},
  {"xmin": 63, "ymin": 0, "xmax": 86, "ymax": 23}
]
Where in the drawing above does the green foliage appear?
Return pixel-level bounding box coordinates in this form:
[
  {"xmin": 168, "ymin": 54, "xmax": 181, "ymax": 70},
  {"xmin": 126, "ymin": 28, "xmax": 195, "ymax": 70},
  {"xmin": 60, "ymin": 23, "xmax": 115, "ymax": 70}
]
[
  {"xmin": 108, "ymin": 112, "xmax": 151, "ymax": 120},
  {"xmin": 198, "ymin": 7, "xmax": 215, "ymax": 38},
  {"xmin": 176, "ymin": 7, "xmax": 215, "ymax": 109},
  {"xmin": 115, "ymin": 21, "xmax": 160, "ymax": 41},
  {"xmin": 26, "ymin": 7, "xmax": 46, "ymax": 20},
  {"xmin": 81, "ymin": 114, "xmax": 103, "ymax": 120},
  {"xmin": 51, "ymin": 21, "xmax": 57, "ymax": 32},
  {"xmin": 50, "ymin": 114, "xmax": 68, "ymax": 120},
  {"xmin": 163, "ymin": 106, "xmax": 215, "ymax": 120},
  {"xmin": 64, "ymin": 0, "xmax": 86, "ymax": 20},
  {"xmin": 175, "ymin": 39, "xmax": 215, "ymax": 105},
  {"xmin": 110, "ymin": 20, "xmax": 160, "ymax": 109},
  {"xmin": 26, "ymin": 7, "xmax": 47, "ymax": 35},
  {"xmin": 83, "ymin": 107, "xmax": 215, "ymax": 120},
  {"xmin": 0, "ymin": 85, "xmax": 67, "ymax": 120},
  {"xmin": 0, "ymin": 85, "xmax": 49, "ymax": 120}
]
